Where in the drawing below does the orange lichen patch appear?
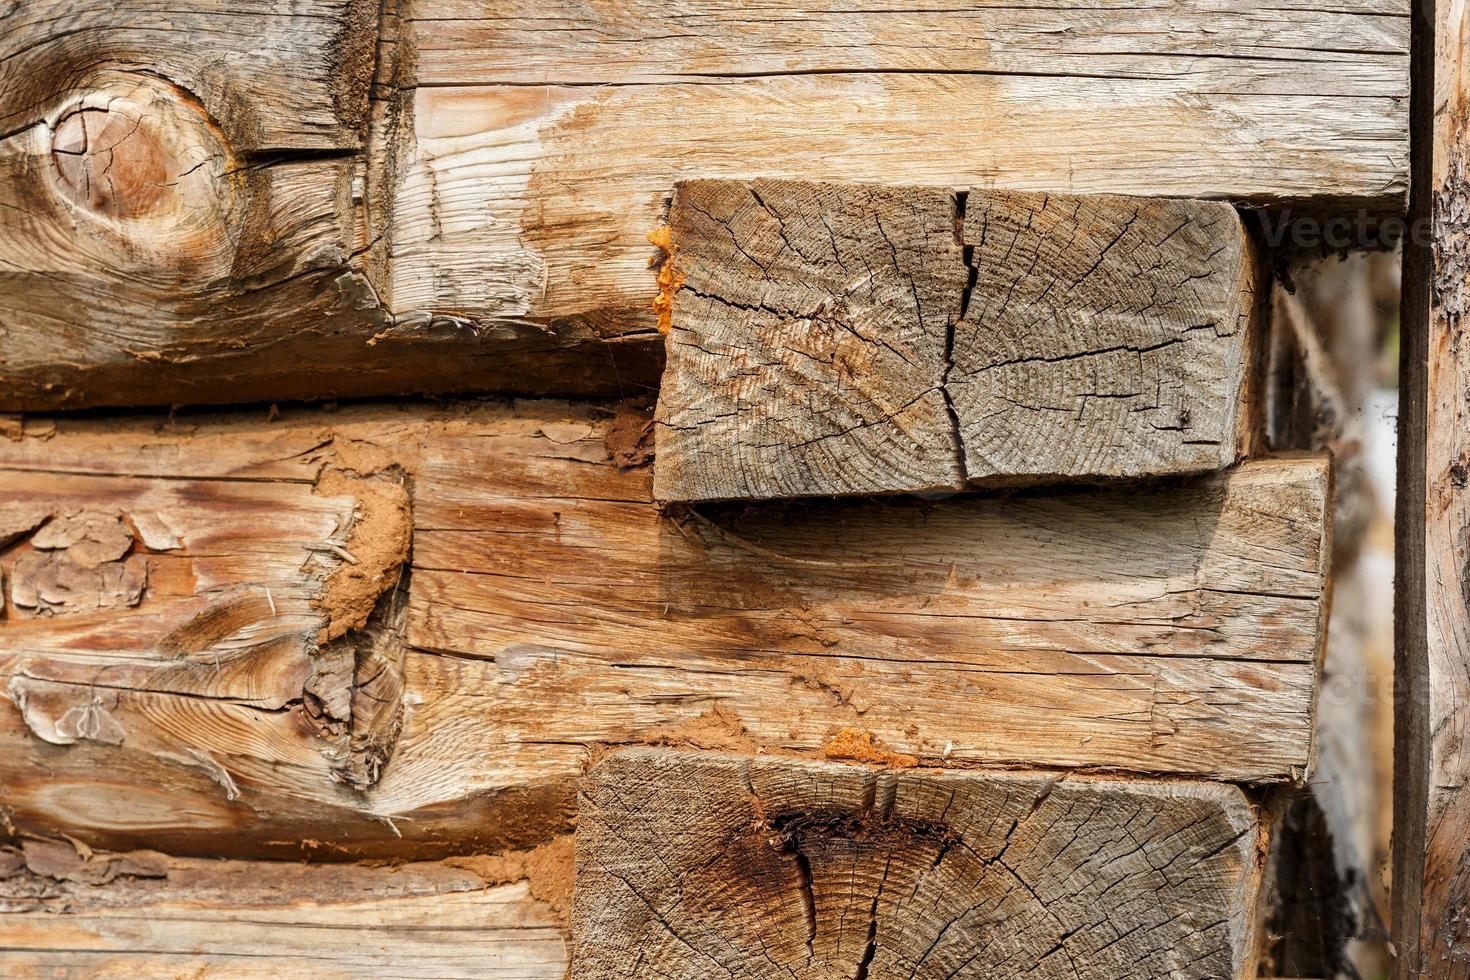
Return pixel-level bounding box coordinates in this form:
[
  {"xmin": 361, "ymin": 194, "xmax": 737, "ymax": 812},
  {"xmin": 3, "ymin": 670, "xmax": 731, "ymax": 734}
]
[
  {"xmin": 648, "ymin": 225, "xmax": 685, "ymax": 335},
  {"xmin": 823, "ymin": 728, "xmax": 920, "ymax": 768}
]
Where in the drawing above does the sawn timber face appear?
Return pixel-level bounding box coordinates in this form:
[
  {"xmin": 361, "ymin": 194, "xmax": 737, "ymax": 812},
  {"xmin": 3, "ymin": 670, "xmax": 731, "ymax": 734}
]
[
  {"xmin": 654, "ymin": 179, "xmax": 1262, "ymax": 502},
  {"xmin": 0, "ymin": 402, "xmax": 1326, "ymax": 858},
  {"xmin": 574, "ymin": 749, "xmax": 1269, "ymax": 980}
]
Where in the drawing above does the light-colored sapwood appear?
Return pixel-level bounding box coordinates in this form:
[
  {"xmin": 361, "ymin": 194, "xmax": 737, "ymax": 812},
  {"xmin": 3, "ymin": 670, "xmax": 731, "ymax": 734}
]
[{"xmin": 574, "ymin": 748, "xmax": 1268, "ymax": 979}]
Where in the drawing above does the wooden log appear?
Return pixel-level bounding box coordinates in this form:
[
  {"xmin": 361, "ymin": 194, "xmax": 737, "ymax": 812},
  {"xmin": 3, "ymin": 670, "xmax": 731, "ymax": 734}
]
[
  {"xmin": 654, "ymin": 179, "xmax": 1261, "ymax": 501},
  {"xmin": 0, "ymin": 838, "xmax": 569, "ymax": 978},
  {"xmin": 0, "ymin": 0, "xmax": 659, "ymax": 412},
  {"xmin": 0, "ymin": 403, "xmax": 1328, "ymax": 857},
  {"xmin": 573, "ymin": 748, "xmax": 1269, "ymax": 979},
  {"xmin": 1392, "ymin": 0, "xmax": 1470, "ymax": 974},
  {"xmin": 0, "ymin": 1, "xmax": 1408, "ymax": 412},
  {"xmin": 391, "ymin": 0, "xmax": 1408, "ymax": 345}
]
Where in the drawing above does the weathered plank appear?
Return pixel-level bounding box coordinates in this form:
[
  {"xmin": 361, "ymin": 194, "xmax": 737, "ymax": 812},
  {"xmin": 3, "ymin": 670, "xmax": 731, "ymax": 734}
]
[
  {"xmin": 0, "ymin": 434, "xmax": 412, "ymax": 827},
  {"xmin": 0, "ymin": 838, "xmax": 569, "ymax": 979},
  {"xmin": 0, "ymin": 402, "xmax": 1327, "ymax": 858},
  {"xmin": 389, "ymin": 0, "xmax": 1407, "ymax": 343},
  {"xmin": 654, "ymin": 179, "xmax": 1260, "ymax": 501},
  {"xmin": 1392, "ymin": 0, "xmax": 1470, "ymax": 974},
  {"xmin": 574, "ymin": 749, "xmax": 1268, "ymax": 979}
]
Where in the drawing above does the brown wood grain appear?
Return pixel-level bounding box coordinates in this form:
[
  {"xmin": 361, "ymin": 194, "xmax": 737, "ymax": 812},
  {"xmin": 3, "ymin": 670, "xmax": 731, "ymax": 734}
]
[
  {"xmin": 0, "ymin": 402, "xmax": 1328, "ymax": 859},
  {"xmin": 0, "ymin": 838, "xmax": 568, "ymax": 978},
  {"xmin": 0, "ymin": 0, "xmax": 1410, "ymax": 412}
]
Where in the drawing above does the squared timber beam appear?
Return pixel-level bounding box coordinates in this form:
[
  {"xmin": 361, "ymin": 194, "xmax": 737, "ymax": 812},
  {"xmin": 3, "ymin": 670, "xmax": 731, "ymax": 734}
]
[
  {"xmin": 0, "ymin": 0, "xmax": 1408, "ymax": 412},
  {"xmin": 654, "ymin": 179, "xmax": 1261, "ymax": 501},
  {"xmin": 573, "ymin": 749, "xmax": 1269, "ymax": 979}
]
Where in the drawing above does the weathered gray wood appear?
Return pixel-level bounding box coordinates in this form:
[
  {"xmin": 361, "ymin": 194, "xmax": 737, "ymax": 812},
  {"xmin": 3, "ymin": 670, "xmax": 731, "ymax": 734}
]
[
  {"xmin": 655, "ymin": 179, "xmax": 1260, "ymax": 502},
  {"xmin": 0, "ymin": 404, "xmax": 1328, "ymax": 858},
  {"xmin": 574, "ymin": 749, "xmax": 1268, "ymax": 979},
  {"xmin": 653, "ymin": 180, "xmax": 965, "ymax": 500},
  {"xmin": 1393, "ymin": 0, "xmax": 1470, "ymax": 974},
  {"xmin": 953, "ymin": 189, "xmax": 1260, "ymax": 484}
]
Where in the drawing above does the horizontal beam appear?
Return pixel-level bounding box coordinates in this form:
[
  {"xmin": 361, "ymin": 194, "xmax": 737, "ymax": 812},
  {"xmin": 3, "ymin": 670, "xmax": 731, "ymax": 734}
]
[
  {"xmin": 0, "ymin": 1, "xmax": 1408, "ymax": 411},
  {"xmin": 0, "ymin": 402, "xmax": 1328, "ymax": 857},
  {"xmin": 0, "ymin": 838, "xmax": 569, "ymax": 978}
]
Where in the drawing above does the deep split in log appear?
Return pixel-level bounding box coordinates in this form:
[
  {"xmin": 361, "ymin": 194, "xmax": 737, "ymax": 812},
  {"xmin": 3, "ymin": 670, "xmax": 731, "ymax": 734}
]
[{"xmin": 654, "ymin": 180, "xmax": 1262, "ymax": 501}]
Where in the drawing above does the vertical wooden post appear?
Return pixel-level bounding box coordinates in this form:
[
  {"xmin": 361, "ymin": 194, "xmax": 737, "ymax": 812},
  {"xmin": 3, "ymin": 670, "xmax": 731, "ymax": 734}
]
[{"xmin": 1396, "ymin": 0, "xmax": 1470, "ymax": 974}]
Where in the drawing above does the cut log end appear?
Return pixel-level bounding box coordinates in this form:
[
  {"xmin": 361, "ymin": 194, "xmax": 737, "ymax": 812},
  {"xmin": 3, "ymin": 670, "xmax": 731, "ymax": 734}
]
[
  {"xmin": 574, "ymin": 749, "xmax": 1268, "ymax": 979},
  {"xmin": 653, "ymin": 179, "xmax": 1261, "ymax": 503}
]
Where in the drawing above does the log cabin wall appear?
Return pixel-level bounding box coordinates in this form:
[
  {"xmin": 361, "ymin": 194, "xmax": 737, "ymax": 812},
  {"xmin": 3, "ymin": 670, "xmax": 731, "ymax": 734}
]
[{"xmin": 0, "ymin": 1, "xmax": 1414, "ymax": 978}]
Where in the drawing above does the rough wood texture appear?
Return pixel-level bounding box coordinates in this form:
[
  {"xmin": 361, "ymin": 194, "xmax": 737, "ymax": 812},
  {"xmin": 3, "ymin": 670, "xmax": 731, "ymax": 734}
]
[
  {"xmin": 390, "ymin": 0, "xmax": 1407, "ymax": 346},
  {"xmin": 954, "ymin": 189, "xmax": 1261, "ymax": 484},
  {"xmin": 0, "ymin": 0, "xmax": 659, "ymax": 412},
  {"xmin": 0, "ymin": 1, "xmax": 1408, "ymax": 412},
  {"xmin": 654, "ymin": 180, "xmax": 966, "ymax": 500},
  {"xmin": 654, "ymin": 179, "xmax": 1260, "ymax": 501},
  {"xmin": 1394, "ymin": 0, "xmax": 1470, "ymax": 973},
  {"xmin": 0, "ymin": 839, "xmax": 567, "ymax": 978},
  {"xmin": 574, "ymin": 749, "xmax": 1268, "ymax": 979},
  {"xmin": 0, "ymin": 403, "xmax": 1328, "ymax": 858}
]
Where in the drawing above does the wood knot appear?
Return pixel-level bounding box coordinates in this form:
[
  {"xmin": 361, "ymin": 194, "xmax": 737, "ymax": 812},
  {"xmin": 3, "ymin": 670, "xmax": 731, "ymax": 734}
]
[
  {"xmin": 43, "ymin": 79, "xmax": 233, "ymax": 242},
  {"xmin": 51, "ymin": 103, "xmax": 172, "ymax": 219}
]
